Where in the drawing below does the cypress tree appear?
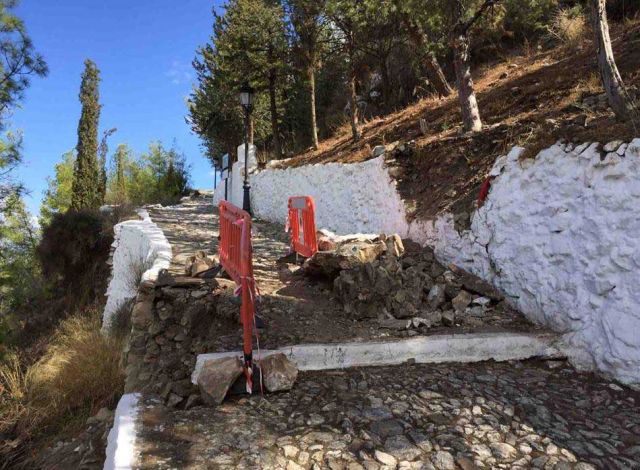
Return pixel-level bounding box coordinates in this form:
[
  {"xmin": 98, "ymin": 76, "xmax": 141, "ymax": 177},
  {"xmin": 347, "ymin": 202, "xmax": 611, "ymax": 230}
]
[
  {"xmin": 114, "ymin": 143, "xmax": 128, "ymax": 204},
  {"xmin": 71, "ymin": 59, "xmax": 102, "ymax": 210}
]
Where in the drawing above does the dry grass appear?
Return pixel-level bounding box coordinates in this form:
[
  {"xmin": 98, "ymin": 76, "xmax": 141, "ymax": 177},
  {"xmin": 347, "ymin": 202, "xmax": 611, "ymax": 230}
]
[
  {"xmin": 547, "ymin": 7, "xmax": 588, "ymax": 49},
  {"xmin": 0, "ymin": 311, "xmax": 124, "ymax": 463},
  {"xmin": 277, "ymin": 20, "xmax": 639, "ymax": 220}
]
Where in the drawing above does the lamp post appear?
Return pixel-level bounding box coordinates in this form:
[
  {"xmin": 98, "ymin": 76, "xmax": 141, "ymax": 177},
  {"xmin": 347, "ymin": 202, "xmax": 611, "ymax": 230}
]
[{"xmin": 240, "ymin": 82, "xmax": 255, "ymax": 215}]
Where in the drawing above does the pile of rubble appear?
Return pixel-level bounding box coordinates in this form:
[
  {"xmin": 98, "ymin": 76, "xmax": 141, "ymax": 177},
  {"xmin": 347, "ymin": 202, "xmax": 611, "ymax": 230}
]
[{"xmin": 310, "ymin": 234, "xmax": 516, "ymax": 332}]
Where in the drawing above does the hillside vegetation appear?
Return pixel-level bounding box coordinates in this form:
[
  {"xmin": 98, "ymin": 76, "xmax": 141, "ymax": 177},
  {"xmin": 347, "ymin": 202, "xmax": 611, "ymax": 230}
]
[{"xmin": 278, "ymin": 20, "xmax": 640, "ymax": 220}]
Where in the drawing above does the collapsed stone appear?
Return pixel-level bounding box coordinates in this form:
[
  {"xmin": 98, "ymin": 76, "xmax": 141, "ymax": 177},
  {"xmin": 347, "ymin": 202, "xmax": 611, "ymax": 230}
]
[
  {"xmin": 329, "ymin": 235, "xmax": 512, "ymax": 330},
  {"xmin": 259, "ymin": 353, "xmax": 299, "ymax": 392},
  {"xmin": 197, "ymin": 356, "xmax": 243, "ymax": 406}
]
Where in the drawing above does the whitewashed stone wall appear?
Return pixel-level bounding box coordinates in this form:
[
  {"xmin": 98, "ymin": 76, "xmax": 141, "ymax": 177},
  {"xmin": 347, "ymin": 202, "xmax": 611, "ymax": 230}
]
[
  {"xmin": 242, "ymin": 138, "xmax": 640, "ymax": 385},
  {"xmin": 425, "ymin": 139, "xmax": 640, "ymax": 385},
  {"xmin": 102, "ymin": 210, "xmax": 172, "ymax": 332},
  {"xmin": 251, "ymin": 156, "xmax": 409, "ymax": 235}
]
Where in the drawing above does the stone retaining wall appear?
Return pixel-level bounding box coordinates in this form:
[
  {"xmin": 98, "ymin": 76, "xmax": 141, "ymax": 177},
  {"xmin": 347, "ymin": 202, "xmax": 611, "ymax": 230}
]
[{"xmin": 102, "ymin": 209, "xmax": 172, "ymax": 332}]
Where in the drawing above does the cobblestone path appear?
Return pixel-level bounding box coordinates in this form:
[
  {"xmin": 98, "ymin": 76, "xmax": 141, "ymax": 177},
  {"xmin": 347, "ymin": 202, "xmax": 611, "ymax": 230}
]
[{"xmin": 136, "ymin": 359, "xmax": 640, "ymax": 470}]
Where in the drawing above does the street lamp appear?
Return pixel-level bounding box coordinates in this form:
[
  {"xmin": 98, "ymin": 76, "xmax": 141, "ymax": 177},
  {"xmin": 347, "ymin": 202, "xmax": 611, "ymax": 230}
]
[{"xmin": 240, "ymin": 82, "xmax": 255, "ymax": 214}]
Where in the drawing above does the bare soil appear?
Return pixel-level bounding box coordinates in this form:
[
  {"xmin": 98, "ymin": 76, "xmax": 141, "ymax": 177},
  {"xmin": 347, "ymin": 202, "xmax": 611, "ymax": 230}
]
[{"xmin": 275, "ymin": 22, "xmax": 640, "ymax": 221}]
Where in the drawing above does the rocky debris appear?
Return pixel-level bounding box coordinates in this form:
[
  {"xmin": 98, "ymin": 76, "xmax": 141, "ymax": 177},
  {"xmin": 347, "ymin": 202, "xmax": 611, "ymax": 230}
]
[
  {"xmin": 197, "ymin": 356, "xmax": 244, "ymax": 405},
  {"xmin": 317, "ymin": 229, "xmax": 338, "ymax": 252},
  {"xmin": 184, "ymin": 250, "xmax": 218, "ymax": 277},
  {"xmin": 260, "ymin": 353, "xmax": 299, "ymax": 392},
  {"xmin": 124, "ymin": 277, "xmax": 228, "ymax": 405},
  {"xmin": 304, "ymin": 236, "xmax": 389, "ymax": 279},
  {"xmin": 333, "ymin": 240, "xmax": 513, "ymax": 329},
  {"xmin": 34, "ymin": 407, "xmax": 114, "ymax": 470}
]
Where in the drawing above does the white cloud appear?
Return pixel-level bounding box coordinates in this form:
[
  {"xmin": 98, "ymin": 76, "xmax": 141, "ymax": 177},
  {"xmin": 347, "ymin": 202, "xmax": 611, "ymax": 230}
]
[{"xmin": 166, "ymin": 60, "xmax": 193, "ymax": 86}]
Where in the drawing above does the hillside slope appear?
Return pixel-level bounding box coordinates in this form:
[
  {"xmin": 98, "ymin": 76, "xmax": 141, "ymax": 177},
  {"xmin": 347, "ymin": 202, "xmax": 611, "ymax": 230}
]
[{"xmin": 277, "ymin": 22, "xmax": 640, "ymax": 221}]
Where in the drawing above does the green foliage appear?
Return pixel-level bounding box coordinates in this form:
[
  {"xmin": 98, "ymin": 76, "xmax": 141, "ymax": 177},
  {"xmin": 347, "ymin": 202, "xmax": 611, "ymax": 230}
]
[
  {"xmin": 40, "ymin": 150, "xmax": 75, "ymax": 226},
  {"xmin": 105, "ymin": 142, "xmax": 190, "ymax": 206},
  {"xmin": 0, "ymin": 0, "xmax": 47, "ymax": 213},
  {"xmin": 36, "ymin": 210, "xmax": 112, "ymax": 295},
  {"xmin": 189, "ymin": 0, "xmax": 288, "ymax": 162},
  {"xmin": 98, "ymin": 127, "xmax": 117, "ymax": 203},
  {"xmin": 0, "ymin": 195, "xmax": 41, "ymax": 324},
  {"xmin": 70, "ymin": 59, "xmax": 102, "ymax": 211}
]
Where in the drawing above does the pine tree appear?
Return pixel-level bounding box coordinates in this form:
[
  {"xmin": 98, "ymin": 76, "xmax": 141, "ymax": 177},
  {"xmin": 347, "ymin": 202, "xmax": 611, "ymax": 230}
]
[{"xmin": 70, "ymin": 59, "xmax": 102, "ymax": 210}]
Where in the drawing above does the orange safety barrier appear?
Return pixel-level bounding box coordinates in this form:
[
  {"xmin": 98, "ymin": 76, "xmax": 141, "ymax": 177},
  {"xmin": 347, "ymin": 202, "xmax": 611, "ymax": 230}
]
[
  {"xmin": 218, "ymin": 200, "xmax": 257, "ymax": 393},
  {"xmin": 287, "ymin": 196, "xmax": 318, "ymax": 258}
]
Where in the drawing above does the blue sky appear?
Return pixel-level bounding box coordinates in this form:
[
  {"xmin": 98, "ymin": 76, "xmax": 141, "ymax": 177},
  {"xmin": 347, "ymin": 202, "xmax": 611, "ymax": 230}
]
[{"xmin": 13, "ymin": 0, "xmax": 223, "ymax": 214}]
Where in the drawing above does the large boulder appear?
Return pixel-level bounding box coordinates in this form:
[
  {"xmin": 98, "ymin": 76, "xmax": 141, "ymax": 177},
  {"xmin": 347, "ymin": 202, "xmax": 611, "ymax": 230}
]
[
  {"xmin": 197, "ymin": 356, "xmax": 243, "ymax": 406},
  {"xmin": 259, "ymin": 353, "xmax": 298, "ymax": 392},
  {"xmin": 304, "ymin": 237, "xmax": 387, "ymax": 279}
]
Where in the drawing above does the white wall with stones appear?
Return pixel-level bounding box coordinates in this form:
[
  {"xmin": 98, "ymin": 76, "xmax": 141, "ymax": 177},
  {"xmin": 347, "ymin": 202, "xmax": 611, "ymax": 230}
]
[
  {"xmin": 243, "ymin": 138, "xmax": 640, "ymax": 385},
  {"xmin": 102, "ymin": 209, "xmax": 172, "ymax": 332},
  {"xmin": 251, "ymin": 156, "xmax": 409, "ymax": 235},
  {"xmin": 416, "ymin": 139, "xmax": 640, "ymax": 385}
]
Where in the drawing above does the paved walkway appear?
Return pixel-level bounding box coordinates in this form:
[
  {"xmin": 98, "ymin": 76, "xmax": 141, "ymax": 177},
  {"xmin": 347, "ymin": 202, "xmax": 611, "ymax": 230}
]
[
  {"xmin": 135, "ymin": 359, "xmax": 639, "ymax": 470},
  {"xmin": 147, "ymin": 198, "xmax": 538, "ymax": 351},
  {"xmin": 133, "ymin": 198, "xmax": 640, "ymax": 470}
]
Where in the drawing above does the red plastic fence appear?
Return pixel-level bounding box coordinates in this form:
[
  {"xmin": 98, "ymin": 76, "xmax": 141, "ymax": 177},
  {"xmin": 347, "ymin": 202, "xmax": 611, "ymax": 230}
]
[
  {"xmin": 287, "ymin": 196, "xmax": 318, "ymax": 258},
  {"xmin": 218, "ymin": 200, "xmax": 256, "ymax": 393}
]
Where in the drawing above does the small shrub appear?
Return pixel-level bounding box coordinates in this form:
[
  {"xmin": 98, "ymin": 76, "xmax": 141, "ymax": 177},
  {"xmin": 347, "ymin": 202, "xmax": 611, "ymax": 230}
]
[
  {"xmin": 108, "ymin": 298, "xmax": 134, "ymax": 340},
  {"xmin": 547, "ymin": 6, "xmax": 587, "ymax": 49},
  {"xmin": 36, "ymin": 210, "xmax": 113, "ymax": 308}
]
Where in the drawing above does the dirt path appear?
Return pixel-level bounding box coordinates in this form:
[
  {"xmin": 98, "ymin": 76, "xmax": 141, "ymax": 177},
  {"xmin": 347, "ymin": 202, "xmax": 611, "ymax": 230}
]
[{"xmin": 148, "ymin": 197, "xmax": 537, "ymax": 351}]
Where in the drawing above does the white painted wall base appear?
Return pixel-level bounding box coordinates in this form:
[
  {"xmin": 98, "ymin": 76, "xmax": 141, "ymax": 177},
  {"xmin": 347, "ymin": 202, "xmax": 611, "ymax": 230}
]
[
  {"xmin": 103, "ymin": 393, "xmax": 140, "ymax": 470},
  {"xmin": 102, "ymin": 209, "xmax": 172, "ymax": 332},
  {"xmin": 192, "ymin": 332, "xmax": 564, "ymax": 384}
]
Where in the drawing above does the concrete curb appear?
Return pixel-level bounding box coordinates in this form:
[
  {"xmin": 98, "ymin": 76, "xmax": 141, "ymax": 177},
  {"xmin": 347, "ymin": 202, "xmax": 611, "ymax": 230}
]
[
  {"xmin": 192, "ymin": 331, "xmax": 564, "ymax": 384},
  {"xmin": 103, "ymin": 393, "xmax": 140, "ymax": 470}
]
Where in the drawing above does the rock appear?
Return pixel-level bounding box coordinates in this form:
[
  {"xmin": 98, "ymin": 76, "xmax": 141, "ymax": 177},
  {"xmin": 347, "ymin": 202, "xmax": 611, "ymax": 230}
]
[
  {"xmin": 260, "ymin": 353, "xmax": 298, "ymax": 392},
  {"xmin": 305, "ymin": 239, "xmax": 387, "ymax": 279},
  {"xmin": 372, "ymin": 145, "xmax": 386, "ymax": 158},
  {"xmin": 155, "ymin": 269, "xmax": 175, "ymax": 287},
  {"xmin": 490, "ymin": 442, "xmax": 517, "ymax": 461},
  {"xmin": 197, "ymin": 356, "xmax": 243, "ymax": 405},
  {"xmin": 427, "ymin": 284, "xmax": 446, "ymax": 309},
  {"xmin": 471, "ymin": 296, "xmax": 490, "ymax": 306},
  {"xmin": 166, "ymin": 393, "xmax": 183, "ymax": 408},
  {"xmin": 384, "ymin": 435, "xmax": 422, "ymax": 461},
  {"xmin": 374, "ymin": 450, "xmax": 397, "ymax": 467},
  {"xmin": 452, "ymin": 291, "xmax": 473, "ymax": 312},
  {"xmin": 431, "ymin": 450, "xmax": 456, "ymax": 470},
  {"xmin": 380, "ymin": 318, "xmax": 411, "ymax": 330},
  {"xmin": 441, "ymin": 310, "xmax": 455, "ymax": 326},
  {"xmin": 448, "ymin": 264, "xmax": 504, "ymax": 300},
  {"xmin": 131, "ymin": 299, "xmax": 153, "ymax": 328},
  {"xmin": 184, "ymin": 250, "xmax": 217, "ymax": 277},
  {"xmin": 370, "ymin": 419, "xmax": 404, "ymax": 439},
  {"xmin": 384, "ymin": 235, "xmax": 405, "ymax": 258},
  {"xmin": 603, "ymin": 140, "xmax": 623, "ymax": 152}
]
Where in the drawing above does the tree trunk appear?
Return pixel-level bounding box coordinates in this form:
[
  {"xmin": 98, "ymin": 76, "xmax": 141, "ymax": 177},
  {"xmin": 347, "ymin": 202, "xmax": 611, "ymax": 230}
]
[
  {"xmin": 593, "ymin": 0, "xmax": 637, "ymax": 122},
  {"xmin": 308, "ymin": 64, "xmax": 319, "ymax": 149},
  {"xmin": 268, "ymin": 68, "xmax": 282, "ymax": 158},
  {"xmin": 348, "ymin": 38, "xmax": 361, "ymax": 142},
  {"xmin": 380, "ymin": 59, "xmax": 392, "ymax": 112},
  {"xmin": 423, "ymin": 52, "xmax": 453, "ymax": 98},
  {"xmin": 451, "ymin": 0, "xmax": 483, "ymax": 133},
  {"xmin": 400, "ymin": 12, "xmax": 452, "ymax": 97}
]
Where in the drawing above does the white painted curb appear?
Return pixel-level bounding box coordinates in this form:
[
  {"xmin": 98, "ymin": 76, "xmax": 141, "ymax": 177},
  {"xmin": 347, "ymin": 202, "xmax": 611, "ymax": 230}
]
[
  {"xmin": 104, "ymin": 393, "xmax": 140, "ymax": 470},
  {"xmin": 192, "ymin": 332, "xmax": 564, "ymax": 384}
]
